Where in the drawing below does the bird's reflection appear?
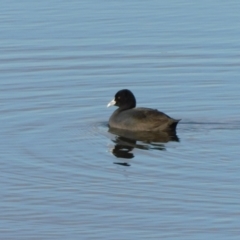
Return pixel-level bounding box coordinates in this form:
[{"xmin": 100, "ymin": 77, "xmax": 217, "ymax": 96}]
[{"xmin": 109, "ymin": 127, "xmax": 179, "ymax": 162}]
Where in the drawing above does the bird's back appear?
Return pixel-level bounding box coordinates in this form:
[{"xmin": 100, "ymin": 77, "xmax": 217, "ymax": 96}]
[{"xmin": 109, "ymin": 107, "xmax": 180, "ymax": 132}]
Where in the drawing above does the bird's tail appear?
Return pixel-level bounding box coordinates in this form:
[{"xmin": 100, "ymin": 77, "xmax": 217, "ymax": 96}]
[{"xmin": 170, "ymin": 119, "xmax": 181, "ymax": 131}]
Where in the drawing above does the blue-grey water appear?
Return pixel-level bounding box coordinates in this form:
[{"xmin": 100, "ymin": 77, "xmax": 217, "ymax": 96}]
[{"xmin": 1, "ymin": 1, "xmax": 240, "ymax": 239}]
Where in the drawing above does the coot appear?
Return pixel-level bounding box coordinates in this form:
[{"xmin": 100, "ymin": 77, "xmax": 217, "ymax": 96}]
[{"xmin": 107, "ymin": 89, "xmax": 180, "ymax": 132}]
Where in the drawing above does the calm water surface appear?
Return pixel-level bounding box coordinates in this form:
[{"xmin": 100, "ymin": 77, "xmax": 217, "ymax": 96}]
[{"xmin": 1, "ymin": 1, "xmax": 240, "ymax": 239}]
